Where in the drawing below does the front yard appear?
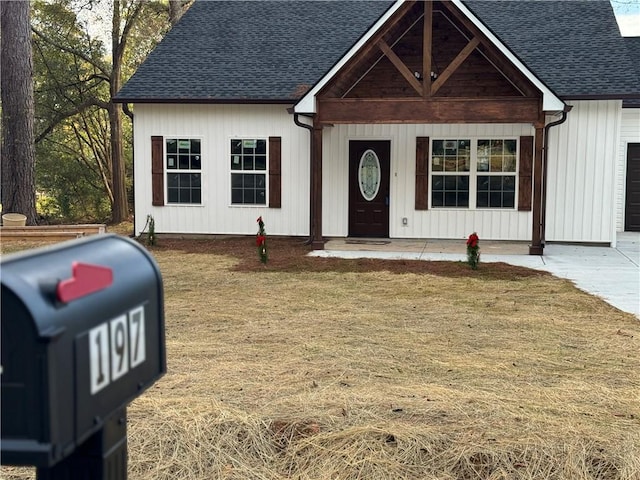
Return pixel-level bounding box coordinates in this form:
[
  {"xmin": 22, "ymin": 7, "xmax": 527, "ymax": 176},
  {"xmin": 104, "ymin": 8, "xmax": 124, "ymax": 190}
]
[{"xmin": 2, "ymin": 236, "xmax": 639, "ymax": 479}]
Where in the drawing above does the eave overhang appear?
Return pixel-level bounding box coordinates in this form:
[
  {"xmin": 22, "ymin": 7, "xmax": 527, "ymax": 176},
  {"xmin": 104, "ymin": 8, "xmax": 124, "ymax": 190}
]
[
  {"xmin": 112, "ymin": 97, "xmax": 296, "ymax": 105},
  {"xmin": 560, "ymin": 94, "xmax": 640, "ymax": 101}
]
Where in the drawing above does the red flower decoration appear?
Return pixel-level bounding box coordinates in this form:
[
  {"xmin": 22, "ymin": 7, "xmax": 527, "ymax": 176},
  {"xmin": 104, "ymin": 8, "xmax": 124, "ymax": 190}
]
[
  {"xmin": 466, "ymin": 232, "xmax": 480, "ymax": 269},
  {"xmin": 256, "ymin": 216, "xmax": 268, "ymax": 264},
  {"xmin": 466, "ymin": 233, "xmax": 479, "ymax": 248}
]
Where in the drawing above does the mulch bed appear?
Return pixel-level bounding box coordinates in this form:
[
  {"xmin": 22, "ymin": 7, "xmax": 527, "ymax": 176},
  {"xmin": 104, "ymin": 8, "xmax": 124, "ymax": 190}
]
[{"xmin": 148, "ymin": 235, "xmax": 550, "ymax": 281}]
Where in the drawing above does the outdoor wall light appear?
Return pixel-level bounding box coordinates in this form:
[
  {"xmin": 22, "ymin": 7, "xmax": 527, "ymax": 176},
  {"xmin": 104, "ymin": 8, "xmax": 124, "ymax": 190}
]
[{"xmin": 413, "ymin": 71, "xmax": 438, "ymax": 81}]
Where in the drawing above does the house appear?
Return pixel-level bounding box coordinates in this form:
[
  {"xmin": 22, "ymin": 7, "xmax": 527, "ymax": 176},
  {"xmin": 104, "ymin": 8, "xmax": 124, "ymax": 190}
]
[
  {"xmin": 114, "ymin": 0, "xmax": 640, "ymax": 254},
  {"xmin": 621, "ymin": 37, "xmax": 640, "ymax": 233}
]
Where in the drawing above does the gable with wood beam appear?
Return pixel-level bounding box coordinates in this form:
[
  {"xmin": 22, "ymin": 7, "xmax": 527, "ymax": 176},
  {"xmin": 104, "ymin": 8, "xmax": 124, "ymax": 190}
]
[
  {"xmin": 295, "ymin": 0, "xmax": 564, "ymax": 253},
  {"xmin": 296, "ymin": 0, "xmax": 564, "ymax": 115},
  {"xmin": 315, "ymin": 0, "xmax": 545, "ymax": 124}
]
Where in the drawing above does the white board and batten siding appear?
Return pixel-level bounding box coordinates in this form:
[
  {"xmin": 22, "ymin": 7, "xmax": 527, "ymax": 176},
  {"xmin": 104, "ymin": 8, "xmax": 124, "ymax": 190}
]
[
  {"xmin": 133, "ymin": 104, "xmax": 310, "ymax": 236},
  {"xmin": 617, "ymin": 107, "xmax": 640, "ymax": 232},
  {"xmin": 322, "ymin": 123, "xmax": 535, "ymax": 241},
  {"xmin": 134, "ymin": 102, "xmax": 624, "ymax": 244},
  {"xmin": 545, "ymin": 100, "xmax": 621, "ymax": 244}
]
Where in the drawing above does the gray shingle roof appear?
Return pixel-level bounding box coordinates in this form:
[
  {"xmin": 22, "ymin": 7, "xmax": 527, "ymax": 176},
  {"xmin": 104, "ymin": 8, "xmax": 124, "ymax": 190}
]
[
  {"xmin": 622, "ymin": 36, "xmax": 640, "ymax": 106},
  {"xmin": 626, "ymin": 36, "xmax": 640, "ymax": 64},
  {"xmin": 465, "ymin": 0, "xmax": 639, "ymax": 98},
  {"xmin": 115, "ymin": 0, "xmax": 639, "ymax": 103},
  {"xmin": 115, "ymin": 1, "xmax": 393, "ymax": 102}
]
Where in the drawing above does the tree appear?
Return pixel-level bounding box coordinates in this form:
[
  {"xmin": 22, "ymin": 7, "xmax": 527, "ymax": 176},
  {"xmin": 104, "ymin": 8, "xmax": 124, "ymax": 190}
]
[
  {"xmin": 109, "ymin": 0, "xmax": 141, "ymax": 222},
  {"xmin": 31, "ymin": 0, "xmax": 183, "ymax": 223},
  {"xmin": 1, "ymin": 1, "xmax": 38, "ymax": 224},
  {"xmin": 169, "ymin": 0, "xmax": 191, "ymax": 26},
  {"xmin": 32, "ymin": 0, "xmax": 114, "ymax": 221}
]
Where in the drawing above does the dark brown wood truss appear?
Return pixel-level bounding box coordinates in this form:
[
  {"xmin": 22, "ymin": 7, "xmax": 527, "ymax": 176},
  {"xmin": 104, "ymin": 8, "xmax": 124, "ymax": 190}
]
[{"xmin": 316, "ymin": 0, "xmax": 544, "ymax": 125}]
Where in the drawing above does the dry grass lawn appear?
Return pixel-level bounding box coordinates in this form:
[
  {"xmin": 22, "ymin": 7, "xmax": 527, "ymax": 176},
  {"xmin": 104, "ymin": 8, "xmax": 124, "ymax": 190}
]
[{"xmin": 2, "ymin": 235, "xmax": 639, "ymax": 479}]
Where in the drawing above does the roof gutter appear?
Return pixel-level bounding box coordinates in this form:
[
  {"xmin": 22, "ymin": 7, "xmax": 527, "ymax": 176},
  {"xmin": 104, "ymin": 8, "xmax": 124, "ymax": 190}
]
[
  {"xmin": 541, "ymin": 105, "xmax": 572, "ymax": 248},
  {"xmin": 292, "ymin": 112, "xmax": 316, "ymax": 245},
  {"xmin": 113, "ymin": 97, "xmax": 295, "ymax": 105},
  {"xmin": 121, "ymin": 103, "xmax": 136, "ymax": 238}
]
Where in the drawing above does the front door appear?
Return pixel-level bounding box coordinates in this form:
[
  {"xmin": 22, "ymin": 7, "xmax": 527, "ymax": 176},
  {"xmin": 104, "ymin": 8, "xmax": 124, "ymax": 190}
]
[
  {"xmin": 348, "ymin": 140, "xmax": 390, "ymax": 237},
  {"xmin": 625, "ymin": 143, "xmax": 640, "ymax": 231}
]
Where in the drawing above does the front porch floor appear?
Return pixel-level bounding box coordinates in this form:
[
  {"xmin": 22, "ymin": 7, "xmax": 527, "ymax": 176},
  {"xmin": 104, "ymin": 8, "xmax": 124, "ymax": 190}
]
[{"xmin": 324, "ymin": 237, "xmax": 530, "ymax": 256}]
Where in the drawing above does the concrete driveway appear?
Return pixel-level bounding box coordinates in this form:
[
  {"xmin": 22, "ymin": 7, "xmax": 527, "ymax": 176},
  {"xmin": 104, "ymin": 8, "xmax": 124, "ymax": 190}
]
[{"xmin": 312, "ymin": 233, "xmax": 640, "ymax": 318}]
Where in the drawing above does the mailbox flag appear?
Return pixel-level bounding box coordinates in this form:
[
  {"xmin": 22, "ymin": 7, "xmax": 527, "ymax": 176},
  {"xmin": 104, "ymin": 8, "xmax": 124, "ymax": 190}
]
[{"xmin": 56, "ymin": 262, "xmax": 113, "ymax": 303}]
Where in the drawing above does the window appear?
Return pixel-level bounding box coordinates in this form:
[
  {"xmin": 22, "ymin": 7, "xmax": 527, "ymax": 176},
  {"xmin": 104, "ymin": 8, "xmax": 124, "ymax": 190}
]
[
  {"xmin": 431, "ymin": 140, "xmax": 470, "ymax": 207},
  {"xmin": 476, "ymin": 139, "xmax": 516, "ymax": 208},
  {"xmin": 430, "ymin": 138, "xmax": 517, "ymax": 209},
  {"xmin": 165, "ymin": 138, "xmax": 201, "ymax": 204},
  {"xmin": 230, "ymin": 138, "xmax": 267, "ymax": 205},
  {"xmin": 151, "ymin": 135, "xmax": 281, "ymax": 208}
]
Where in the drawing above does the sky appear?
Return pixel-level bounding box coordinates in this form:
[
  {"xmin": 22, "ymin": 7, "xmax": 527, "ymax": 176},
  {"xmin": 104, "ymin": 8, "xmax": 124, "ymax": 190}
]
[{"xmin": 611, "ymin": 0, "xmax": 640, "ymax": 36}]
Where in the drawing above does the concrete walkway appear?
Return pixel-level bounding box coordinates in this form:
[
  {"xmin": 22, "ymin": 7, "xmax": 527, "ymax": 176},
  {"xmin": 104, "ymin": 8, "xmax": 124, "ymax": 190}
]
[{"xmin": 310, "ymin": 233, "xmax": 640, "ymax": 318}]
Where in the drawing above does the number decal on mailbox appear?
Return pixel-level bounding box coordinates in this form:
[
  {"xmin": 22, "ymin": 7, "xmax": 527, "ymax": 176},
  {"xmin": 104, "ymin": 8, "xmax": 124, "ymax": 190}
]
[
  {"xmin": 129, "ymin": 306, "xmax": 146, "ymax": 368},
  {"xmin": 90, "ymin": 324, "xmax": 110, "ymax": 394},
  {"xmin": 110, "ymin": 315, "xmax": 129, "ymax": 381},
  {"xmin": 89, "ymin": 305, "xmax": 147, "ymax": 394}
]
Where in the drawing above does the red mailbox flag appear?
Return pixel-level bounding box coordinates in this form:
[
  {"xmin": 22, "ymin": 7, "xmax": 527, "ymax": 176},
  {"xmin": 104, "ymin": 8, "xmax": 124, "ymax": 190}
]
[{"xmin": 56, "ymin": 262, "xmax": 113, "ymax": 303}]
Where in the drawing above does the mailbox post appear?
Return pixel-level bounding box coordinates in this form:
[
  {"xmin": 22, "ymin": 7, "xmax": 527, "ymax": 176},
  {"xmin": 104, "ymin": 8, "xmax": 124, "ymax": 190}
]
[{"xmin": 1, "ymin": 234, "xmax": 166, "ymax": 479}]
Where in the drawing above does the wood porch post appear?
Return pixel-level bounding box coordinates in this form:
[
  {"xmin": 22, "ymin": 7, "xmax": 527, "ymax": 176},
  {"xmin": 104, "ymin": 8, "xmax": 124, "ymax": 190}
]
[
  {"xmin": 529, "ymin": 126, "xmax": 545, "ymax": 255},
  {"xmin": 422, "ymin": 0, "xmax": 433, "ymax": 97},
  {"xmin": 311, "ymin": 119, "xmax": 324, "ymax": 249}
]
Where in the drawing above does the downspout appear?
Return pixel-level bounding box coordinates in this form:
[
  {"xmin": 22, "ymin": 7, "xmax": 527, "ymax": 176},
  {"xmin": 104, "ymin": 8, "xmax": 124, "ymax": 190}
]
[
  {"xmin": 540, "ymin": 105, "xmax": 572, "ymax": 248},
  {"xmin": 293, "ymin": 112, "xmax": 315, "ymax": 245},
  {"xmin": 122, "ymin": 103, "xmax": 135, "ymax": 238}
]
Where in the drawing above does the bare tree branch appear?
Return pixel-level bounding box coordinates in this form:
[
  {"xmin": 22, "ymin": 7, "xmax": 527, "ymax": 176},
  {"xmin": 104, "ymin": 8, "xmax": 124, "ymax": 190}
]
[
  {"xmin": 32, "ymin": 25, "xmax": 110, "ymax": 77},
  {"xmin": 35, "ymin": 100, "xmax": 104, "ymax": 143},
  {"xmin": 112, "ymin": 1, "xmax": 143, "ymax": 67}
]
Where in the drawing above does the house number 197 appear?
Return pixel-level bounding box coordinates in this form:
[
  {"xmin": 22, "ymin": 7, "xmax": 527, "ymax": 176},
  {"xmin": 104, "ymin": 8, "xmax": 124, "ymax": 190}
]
[{"xmin": 89, "ymin": 305, "xmax": 146, "ymax": 394}]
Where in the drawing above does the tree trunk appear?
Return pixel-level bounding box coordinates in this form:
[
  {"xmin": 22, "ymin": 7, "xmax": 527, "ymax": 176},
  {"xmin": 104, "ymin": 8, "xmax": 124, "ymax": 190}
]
[
  {"xmin": 1, "ymin": 1, "xmax": 37, "ymax": 225},
  {"xmin": 169, "ymin": 1, "xmax": 189, "ymax": 26},
  {"xmin": 109, "ymin": 91, "xmax": 127, "ymax": 223},
  {"xmin": 110, "ymin": 0, "xmax": 128, "ymax": 223}
]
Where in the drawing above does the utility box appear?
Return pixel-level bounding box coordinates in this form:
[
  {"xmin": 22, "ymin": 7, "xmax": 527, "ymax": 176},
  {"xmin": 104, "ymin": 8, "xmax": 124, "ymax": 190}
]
[{"xmin": 1, "ymin": 234, "xmax": 165, "ymax": 477}]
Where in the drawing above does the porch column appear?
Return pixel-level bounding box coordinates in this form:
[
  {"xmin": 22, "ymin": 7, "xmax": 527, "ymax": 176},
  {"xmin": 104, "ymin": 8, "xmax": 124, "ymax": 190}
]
[
  {"xmin": 311, "ymin": 120, "xmax": 324, "ymax": 249},
  {"xmin": 529, "ymin": 126, "xmax": 545, "ymax": 255}
]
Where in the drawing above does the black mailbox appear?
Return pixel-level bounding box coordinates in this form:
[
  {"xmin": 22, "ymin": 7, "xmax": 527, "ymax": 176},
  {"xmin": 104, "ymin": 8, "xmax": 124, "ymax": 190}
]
[{"xmin": 1, "ymin": 234, "xmax": 165, "ymax": 477}]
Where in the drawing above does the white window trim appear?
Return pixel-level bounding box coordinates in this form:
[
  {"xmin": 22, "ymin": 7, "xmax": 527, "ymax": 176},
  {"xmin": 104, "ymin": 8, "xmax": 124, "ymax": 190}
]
[
  {"xmin": 228, "ymin": 136, "xmax": 269, "ymax": 207},
  {"xmin": 164, "ymin": 136, "xmax": 204, "ymax": 206},
  {"xmin": 429, "ymin": 137, "xmax": 519, "ymax": 210}
]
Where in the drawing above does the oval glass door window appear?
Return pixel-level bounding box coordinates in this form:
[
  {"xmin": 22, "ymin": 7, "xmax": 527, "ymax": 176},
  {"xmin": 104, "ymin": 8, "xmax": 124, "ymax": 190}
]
[{"xmin": 358, "ymin": 149, "xmax": 381, "ymax": 201}]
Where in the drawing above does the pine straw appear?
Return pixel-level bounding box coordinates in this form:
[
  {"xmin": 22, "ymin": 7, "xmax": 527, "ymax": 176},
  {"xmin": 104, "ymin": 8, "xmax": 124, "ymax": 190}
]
[{"xmin": 2, "ymin": 238, "xmax": 639, "ymax": 479}]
